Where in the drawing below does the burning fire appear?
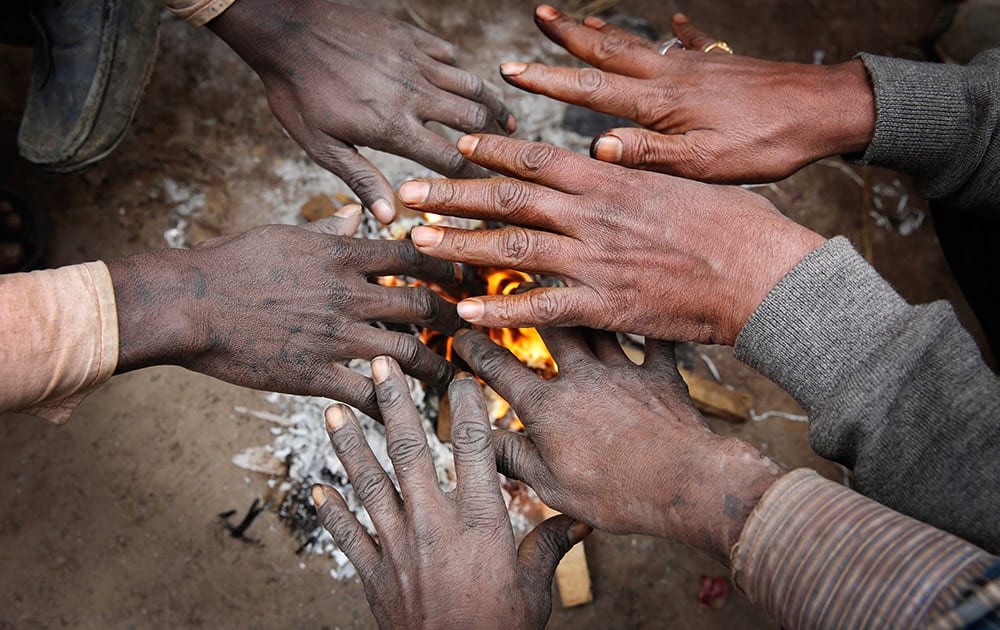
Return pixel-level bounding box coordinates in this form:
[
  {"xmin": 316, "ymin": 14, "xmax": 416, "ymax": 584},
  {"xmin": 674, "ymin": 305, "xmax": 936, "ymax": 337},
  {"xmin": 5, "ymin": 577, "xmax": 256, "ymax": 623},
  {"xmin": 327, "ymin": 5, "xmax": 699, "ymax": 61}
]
[{"xmin": 375, "ymin": 213, "xmax": 558, "ymax": 429}]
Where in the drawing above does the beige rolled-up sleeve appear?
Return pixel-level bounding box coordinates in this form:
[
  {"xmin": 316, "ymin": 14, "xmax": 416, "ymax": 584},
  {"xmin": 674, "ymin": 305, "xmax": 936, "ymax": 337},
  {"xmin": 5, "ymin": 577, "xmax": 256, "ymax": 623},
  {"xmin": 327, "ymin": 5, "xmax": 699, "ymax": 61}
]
[
  {"xmin": 731, "ymin": 469, "xmax": 996, "ymax": 629},
  {"xmin": 162, "ymin": 0, "xmax": 238, "ymax": 26},
  {"xmin": 0, "ymin": 262, "xmax": 119, "ymax": 424}
]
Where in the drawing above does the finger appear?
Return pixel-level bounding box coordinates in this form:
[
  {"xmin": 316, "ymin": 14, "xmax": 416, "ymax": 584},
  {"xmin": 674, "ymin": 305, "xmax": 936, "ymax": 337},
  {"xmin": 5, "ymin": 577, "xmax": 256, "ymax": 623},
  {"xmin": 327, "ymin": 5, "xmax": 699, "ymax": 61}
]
[
  {"xmin": 448, "ymin": 375, "xmax": 508, "ymax": 522},
  {"xmin": 324, "ymin": 405, "xmax": 404, "ymax": 534},
  {"xmin": 422, "ymin": 64, "xmax": 516, "ymax": 134},
  {"xmin": 302, "ymin": 204, "xmax": 364, "ymax": 236},
  {"xmin": 371, "ymin": 356, "xmax": 443, "ymax": 503},
  {"xmin": 492, "ymin": 429, "xmax": 546, "ymax": 482},
  {"xmin": 364, "ymin": 285, "xmax": 462, "ymax": 335},
  {"xmin": 583, "ymin": 15, "xmax": 657, "ymax": 50},
  {"xmin": 453, "ymin": 134, "xmax": 623, "ymax": 194},
  {"xmin": 421, "ymin": 90, "xmax": 507, "ymax": 135},
  {"xmin": 367, "ymin": 329, "xmax": 455, "ymax": 387},
  {"xmin": 311, "ymin": 484, "xmax": 380, "ymax": 578},
  {"xmin": 671, "ymin": 13, "xmax": 717, "ymax": 53},
  {"xmin": 640, "ymin": 338, "xmax": 679, "ymax": 372},
  {"xmin": 518, "ymin": 515, "xmax": 592, "ymax": 593},
  {"xmin": 399, "ymin": 177, "xmax": 574, "ymax": 233},
  {"xmin": 532, "ymin": 4, "xmax": 661, "ymax": 77},
  {"xmin": 410, "ymin": 28, "xmax": 458, "ymax": 65},
  {"xmin": 534, "ymin": 326, "xmax": 593, "ymax": 369},
  {"xmin": 590, "ymin": 128, "xmax": 693, "ymax": 174},
  {"xmin": 409, "ymin": 226, "xmax": 572, "ymax": 276},
  {"xmin": 455, "ymin": 287, "xmax": 595, "ymax": 330},
  {"xmin": 582, "ymin": 329, "xmax": 631, "ymax": 366},
  {"xmin": 309, "ymin": 138, "xmax": 397, "ymax": 224},
  {"xmin": 499, "ymin": 64, "xmax": 653, "ymax": 127},
  {"xmin": 405, "ymin": 125, "xmax": 491, "ymax": 180},
  {"xmin": 361, "ymin": 239, "xmax": 461, "ymax": 285},
  {"xmin": 311, "ymin": 364, "xmax": 380, "ymax": 419},
  {"xmin": 452, "ymin": 329, "xmax": 547, "ymax": 414}
]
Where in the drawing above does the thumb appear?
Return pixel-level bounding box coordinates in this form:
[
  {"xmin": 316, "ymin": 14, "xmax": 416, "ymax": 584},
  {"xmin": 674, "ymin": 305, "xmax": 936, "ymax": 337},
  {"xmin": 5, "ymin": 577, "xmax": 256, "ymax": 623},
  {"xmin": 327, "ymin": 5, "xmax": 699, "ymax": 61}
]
[
  {"xmin": 517, "ymin": 515, "xmax": 592, "ymax": 591},
  {"xmin": 592, "ymin": 128, "xmax": 700, "ymax": 177},
  {"xmin": 302, "ymin": 204, "xmax": 364, "ymax": 236}
]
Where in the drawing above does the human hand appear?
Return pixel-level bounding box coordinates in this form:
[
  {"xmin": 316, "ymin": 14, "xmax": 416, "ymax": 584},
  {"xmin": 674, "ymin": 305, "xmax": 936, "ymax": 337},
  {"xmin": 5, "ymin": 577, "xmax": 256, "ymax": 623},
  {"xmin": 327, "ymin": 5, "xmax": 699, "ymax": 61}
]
[
  {"xmin": 107, "ymin": 206, "xmax": 462, "ymax": 418},
  {"xmin": 453, "ymin": 328, "xmax": 784, "ymax": 563},
  {"xmin": 496, "ymin": 5, "xmax": 874, "ymax": 183},
  {"xmin": 400, "ymin": 134, "xmax": 826, "ymax": 345},
  {"xmin": 209, "ymin": 0, "xmax": 515, "ymax": 223},
  {"xmin": 312, "ymin": 357, "xmax": 590, "ymax": 628}
]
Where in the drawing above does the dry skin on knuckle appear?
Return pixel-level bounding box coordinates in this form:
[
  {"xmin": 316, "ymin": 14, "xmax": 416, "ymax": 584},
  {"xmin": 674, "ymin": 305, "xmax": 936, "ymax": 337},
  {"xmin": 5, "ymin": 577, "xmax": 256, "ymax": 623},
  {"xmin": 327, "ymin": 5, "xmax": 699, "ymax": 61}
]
[
  {"xmin": 353, "ymin": 467, "xmax": 394, "ymax": 505},
  {"xmin": 409, "ymin": 286, "xmax": 441, "ymax": 323},
  {"xmin": 500, "ymin": 227, "xmax": 533, "ymax": 264},
  {"xmin": 387, "ymin": 431, "xmax": 430, "ymax": 468},
  {"xmin": 492, "ymin": 179, "xmax": 531, "ymax": 216},
  {"xmin": 528, "ymin": 290, "xmax": 563, "ymax": 323},
  {"xmin": 516, "ymin": 143, "xmax": 559, "ymax": 176},
  {"xmin": 594, "ymin": 35, "xmax": 630, "ymax": 63}
]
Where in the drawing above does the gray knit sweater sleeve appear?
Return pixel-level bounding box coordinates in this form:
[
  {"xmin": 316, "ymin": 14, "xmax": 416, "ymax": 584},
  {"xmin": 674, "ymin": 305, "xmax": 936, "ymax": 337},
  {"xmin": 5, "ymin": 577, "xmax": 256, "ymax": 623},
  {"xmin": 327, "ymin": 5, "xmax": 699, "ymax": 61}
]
[
  {"xmin": 853, "ymin": 49, "xmax": 1000, "ymax": 216},
  {"xmin": 735, "ymin": 237, "xmax": 1000, "ymax": 553}
]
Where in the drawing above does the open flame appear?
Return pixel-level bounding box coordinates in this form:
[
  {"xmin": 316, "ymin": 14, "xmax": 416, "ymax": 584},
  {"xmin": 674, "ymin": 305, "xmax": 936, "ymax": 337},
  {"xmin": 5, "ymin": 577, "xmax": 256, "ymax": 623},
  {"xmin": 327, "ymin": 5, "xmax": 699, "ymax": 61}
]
[{"xmin": 375, "ymin": 215, "xmax": 556, "ymax": 428}]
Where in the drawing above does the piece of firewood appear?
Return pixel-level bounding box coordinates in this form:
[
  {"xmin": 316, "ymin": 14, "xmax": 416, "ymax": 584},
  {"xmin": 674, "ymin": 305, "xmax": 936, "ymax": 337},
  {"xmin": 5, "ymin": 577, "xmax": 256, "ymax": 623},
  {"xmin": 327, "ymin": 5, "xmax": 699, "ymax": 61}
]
[
  {"xmin": 436, "ymin": 393, "xmax": 452, "ymax": 442},
  {"xmin": 541, "ymin": 505, "xmax": 593, "ymax": 607}
]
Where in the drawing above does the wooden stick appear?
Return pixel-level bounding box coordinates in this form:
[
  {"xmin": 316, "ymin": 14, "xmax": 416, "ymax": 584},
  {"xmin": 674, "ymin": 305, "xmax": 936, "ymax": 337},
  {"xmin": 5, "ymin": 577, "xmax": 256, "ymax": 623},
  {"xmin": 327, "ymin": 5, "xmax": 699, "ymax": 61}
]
[{"xmin": 541, "ymin": 505, "xmax": 593, "ymax": 607}]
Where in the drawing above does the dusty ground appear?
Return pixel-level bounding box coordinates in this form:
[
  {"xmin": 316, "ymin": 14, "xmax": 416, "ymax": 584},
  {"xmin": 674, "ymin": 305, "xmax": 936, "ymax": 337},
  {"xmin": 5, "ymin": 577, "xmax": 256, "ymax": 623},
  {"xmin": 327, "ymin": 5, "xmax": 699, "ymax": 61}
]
[{"xmin": 0, "ymin": 0, "xmax": 987, "ymax": 627}]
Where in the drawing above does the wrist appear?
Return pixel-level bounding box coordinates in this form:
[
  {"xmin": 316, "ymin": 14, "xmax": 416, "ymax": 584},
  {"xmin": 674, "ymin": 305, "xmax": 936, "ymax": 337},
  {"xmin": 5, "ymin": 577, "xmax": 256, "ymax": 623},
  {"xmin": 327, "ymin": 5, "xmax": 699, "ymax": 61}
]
[
  {"xmin": 813, "ymin": 60, "xmax": 876, "ymax": 157},
  {"xmin": 107, "ymin": 249, "xmax": 208, "ymax": 373}
]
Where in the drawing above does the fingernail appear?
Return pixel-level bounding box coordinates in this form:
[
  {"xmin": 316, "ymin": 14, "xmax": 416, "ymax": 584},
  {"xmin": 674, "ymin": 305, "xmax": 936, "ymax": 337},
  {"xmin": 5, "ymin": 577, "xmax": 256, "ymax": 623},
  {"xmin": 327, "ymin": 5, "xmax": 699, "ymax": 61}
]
[
  {"xmin": 311, "ymin": 484, "xmax": 327, "ymax": 508},
  {"xmin": 569, "ymin": 520, "xmax": 593, "ymax": 542},
  {"xmin": 673, "ymin": 12, "xmax": 688, "ymax": 23},
  {"xmin": 500, "ymin": 62, "xmax": 527, "ymax": 77},
  {"xmin": 591, "ymin": 135, "xmax": 623, "ymax": 163},
  {"xmin": 411, "ymin": 226, "xmax": 444, "ymax": 248},
  {"xmin": 398, "ymin": 181, "xmax": 430, "ymax": 205},
  {"xmin": 371, "ymin": 199, "xmax": 395, "ymax": 224},
  {"xmin": 506, "ymin": 114, "xmax": 517, "ymax": 134},
  {"xmin": 456, "ymin": 135, "xmax": 480, "ymax": 155},
  {"xmin": 325, "ymin": 405, "xmax": 348, "ymax": 432},
  {"xmin": 371, "ymin": 356, "xmax": 391, "ymax": 384},
  {"xmin": 457, "ymin": 299, "xmax": 485, "ymax": 322},
  {"xmin": 454, "ymin": 370, "xmax": 474, "ymax": 381},
  {"xmin": 335, "ymin": 203, "xmax": 362, "ymax": 218},
  {"xmin": 536, "ymin": 4, "xmax": 560, "ymax": 21},
  {"xmin": 583, "ymin": 15, "xmax": 606, "ymax": 28}
]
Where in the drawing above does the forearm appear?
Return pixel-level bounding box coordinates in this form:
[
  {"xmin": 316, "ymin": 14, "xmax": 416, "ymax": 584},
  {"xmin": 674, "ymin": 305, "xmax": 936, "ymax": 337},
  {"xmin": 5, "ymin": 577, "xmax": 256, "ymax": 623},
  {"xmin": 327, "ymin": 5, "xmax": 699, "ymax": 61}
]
[
  {"xmin": 852, "ymin": 49, "xmax": 1000, "ymax": 215},
  {"xmin": 735, "ymin": 237, "xmax": 1000, "ymax": 552},
  {"xmin": 0, "ymin": 262, "xmax": 118, "ymax": 422},
  {"xmin": 732, "ymin": 469, "xmax": 997, "ymax": 629}
]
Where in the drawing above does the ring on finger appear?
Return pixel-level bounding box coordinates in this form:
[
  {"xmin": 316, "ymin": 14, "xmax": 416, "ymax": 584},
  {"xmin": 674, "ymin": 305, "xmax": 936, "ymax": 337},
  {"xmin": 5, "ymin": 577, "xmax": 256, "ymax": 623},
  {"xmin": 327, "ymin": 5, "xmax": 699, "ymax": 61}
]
[
  {"xmin": 703, "ymin": 40, "xmax": 734, "ymax": 54},
  {"xmin": 657, "ymin": 37, "xmax": 684, "ymax": 55}
]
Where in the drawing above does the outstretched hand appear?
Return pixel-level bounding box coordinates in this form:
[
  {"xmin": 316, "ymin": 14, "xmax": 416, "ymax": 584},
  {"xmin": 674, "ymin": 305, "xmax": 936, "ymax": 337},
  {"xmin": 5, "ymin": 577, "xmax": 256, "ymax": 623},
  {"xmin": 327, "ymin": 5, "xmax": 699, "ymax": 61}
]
[
  {"xmin": 210, "ymin": 0, "xmax": 515, "ymax": 223},
  {"xmin": 313, "ymin": 357, "xmax": 590, "ymax": 628},
  {"xmin": 401, "ymin": 134, "xmax": 825, "ymax": 345},
  {"xmin": 107, "ymin": 207, "xmax": 462, "ymax": 418},
  {"xmin": 497, "ymin": 5, "xmax": 875, "ymax": 183},
  {"xmin": 454, "ymin": 328, "xmax": 785, "ymax": 563}
]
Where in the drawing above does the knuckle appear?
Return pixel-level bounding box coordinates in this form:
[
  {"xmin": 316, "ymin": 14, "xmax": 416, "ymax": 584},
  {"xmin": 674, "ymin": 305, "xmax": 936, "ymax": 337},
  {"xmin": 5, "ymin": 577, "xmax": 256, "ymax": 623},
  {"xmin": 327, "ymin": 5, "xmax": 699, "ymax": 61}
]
[
  {"xmin": 576, "ymin": 68, "xmax": 607, "ymax": 94},
  {"xmin": 452, "ymin": 421, "xmax": 493, "ymax": 456},
  {"xmin": 409, "ymin": 287, "xmax": 441, "ymax": 324},
  {"xmin": 463, "ymin": 104, "xmax": 491, "ymax": 132},
  {"xmin": 594, "ymin": 35, "xmax": 630, "ymax": 61},
  {"xmin": 462, "ymin": 503, "xmax": 506, "ymax": 531},
  {"xmin": 475, "ymin": 347, "xmax": 512, "ymax": 378},
  {"xmin": 641, "ymin": 86, "xmax": 679, "ymax": 127},
  {"xmin": 492, "ymin": 180, "xmax": 531, "ymax": 216},
  {"xmin": 463, "ymin": 74, "xmax": 486, "ymax": 100},
  {"xmin": 516, "ymin": 144, "xmax": 558, "ymax": 176},
  {"xmin": 387, "ymin": 432, "xmax": 430, "ymax": 467},
  {"xmin": 394, "ymin": 240, "xmax": 425, "ymax": 270},
  {"xmin": 353, "ymin": 468, "xmax": 392, "ymax": 504},
  {"xmin": 331, "ymin": 427, "xmax": 366, "ymax": 457},
  {"xmin": 442, "ymin": 148, "xmax": 472, "ymax": 177},
  {"xmin": 500, "ymin": 227, "xmax": 532, "ymax": 263},
  {"xmin": 528, "ymin": 291, "xmax": 562, "ymax": 323},
  {"xmin": 390, "ymin": 336, "xmax": 424, "ymax": 368}
]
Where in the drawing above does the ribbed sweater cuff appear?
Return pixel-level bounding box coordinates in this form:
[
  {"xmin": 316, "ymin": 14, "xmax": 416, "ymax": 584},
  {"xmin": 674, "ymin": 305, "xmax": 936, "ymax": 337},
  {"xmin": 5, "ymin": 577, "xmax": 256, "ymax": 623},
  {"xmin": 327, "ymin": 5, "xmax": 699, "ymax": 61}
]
[{"xmin": 731, "ymin": 469, "xmax": 994, "ymax": 629}]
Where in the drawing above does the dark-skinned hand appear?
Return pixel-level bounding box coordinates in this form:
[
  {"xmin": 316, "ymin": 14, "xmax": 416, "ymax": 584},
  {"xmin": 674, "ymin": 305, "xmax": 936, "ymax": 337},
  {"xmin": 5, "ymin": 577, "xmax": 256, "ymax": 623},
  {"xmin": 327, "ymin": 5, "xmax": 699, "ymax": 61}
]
[
  {"xmin": 496, "ymin": 5, "xmax": 875, "ymax": 183},
  {"xmin": 312, "ymin": 356, "xmax": 590, "ymax": 628},
  {"xmin": 106, "ymin": 206, "xmax": 462, "ymax": 418},
  {"xmin": 400, "ymin": 134, "xmax": 826, "ymax": 345},
  {"xmin": 453, "ymin": 328, "xmax": 785, "ymax": 564},
  {"xmin": 209, "ymin": 0, "xmax": 515, "ymax": 223}
]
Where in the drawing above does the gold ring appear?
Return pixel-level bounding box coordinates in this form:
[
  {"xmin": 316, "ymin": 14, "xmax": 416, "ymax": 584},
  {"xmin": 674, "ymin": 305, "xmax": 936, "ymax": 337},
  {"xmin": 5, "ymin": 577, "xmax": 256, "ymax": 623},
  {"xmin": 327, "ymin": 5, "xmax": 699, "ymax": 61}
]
[{"xmin": 703, "ymin": 41, "xmax": 733, "ymax": 54}]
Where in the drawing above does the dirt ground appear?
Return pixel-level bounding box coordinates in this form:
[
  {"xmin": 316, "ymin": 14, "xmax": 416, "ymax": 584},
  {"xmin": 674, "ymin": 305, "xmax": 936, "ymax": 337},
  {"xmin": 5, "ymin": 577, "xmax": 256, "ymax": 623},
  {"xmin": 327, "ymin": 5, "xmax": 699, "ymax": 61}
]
[{"xmin": 0, "ymin": 0, "xmax": 988, "ymax": 627}]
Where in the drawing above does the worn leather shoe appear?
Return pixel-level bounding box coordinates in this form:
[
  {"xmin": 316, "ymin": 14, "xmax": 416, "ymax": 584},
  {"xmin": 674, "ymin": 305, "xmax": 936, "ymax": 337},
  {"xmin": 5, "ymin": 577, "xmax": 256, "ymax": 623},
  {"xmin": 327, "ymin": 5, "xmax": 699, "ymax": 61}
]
[{"xmin": 17, "ymin": 0, "xmax": 160, "ymax": 172}]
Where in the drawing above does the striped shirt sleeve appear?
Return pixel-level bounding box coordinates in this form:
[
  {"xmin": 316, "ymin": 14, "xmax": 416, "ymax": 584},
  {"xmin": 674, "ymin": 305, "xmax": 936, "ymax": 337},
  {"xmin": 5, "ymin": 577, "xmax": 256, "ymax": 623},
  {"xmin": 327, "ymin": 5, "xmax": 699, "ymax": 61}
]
[{"xmin": 731, "ymin": 469, "xmax": 997, "ymax": 629}]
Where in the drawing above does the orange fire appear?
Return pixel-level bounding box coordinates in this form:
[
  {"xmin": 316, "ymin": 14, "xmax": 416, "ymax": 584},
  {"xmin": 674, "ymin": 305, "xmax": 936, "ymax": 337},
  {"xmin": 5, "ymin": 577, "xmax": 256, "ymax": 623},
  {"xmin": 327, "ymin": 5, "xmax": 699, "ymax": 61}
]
[{"xmin": 376, "ymin": 215, "xmax": 557, "ymax": 430}]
